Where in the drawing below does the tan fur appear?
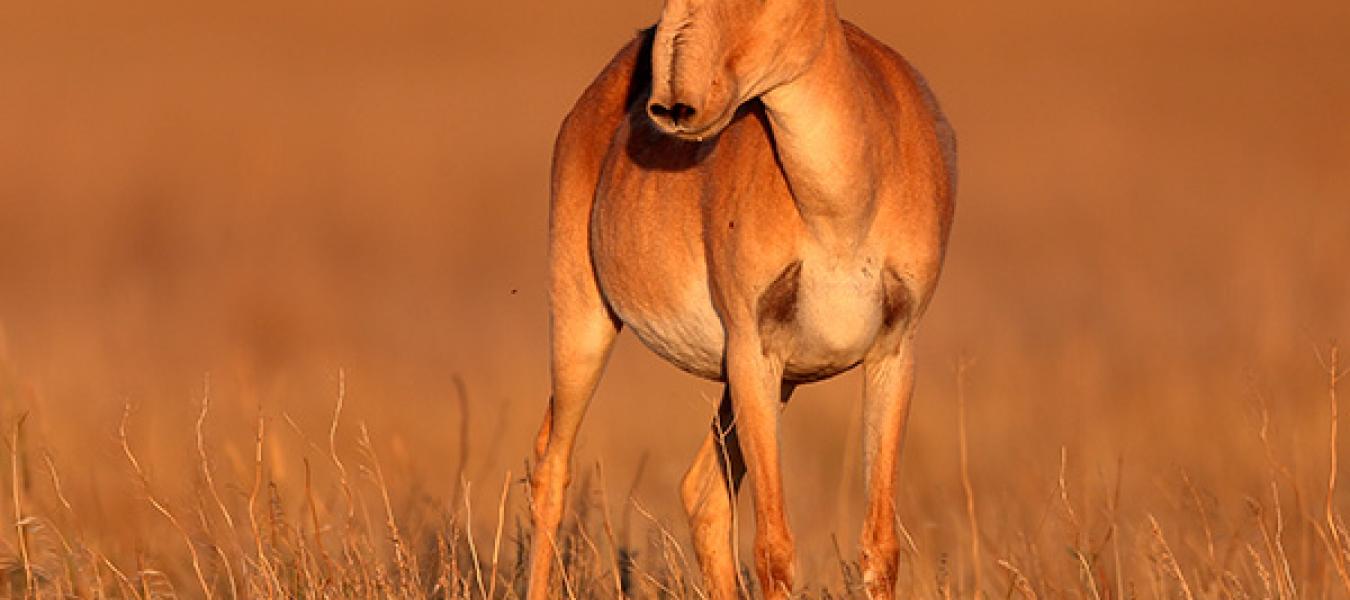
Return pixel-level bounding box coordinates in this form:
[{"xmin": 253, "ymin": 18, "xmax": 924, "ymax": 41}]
[{"xmin": 528, "ymin": 1, "xmax": 955, "ymax": 597}]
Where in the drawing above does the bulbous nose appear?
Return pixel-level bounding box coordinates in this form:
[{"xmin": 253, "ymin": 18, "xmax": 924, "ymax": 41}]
[{"xmin": 648, "ymin": 101, "xmax": 698, "ymax": 130}]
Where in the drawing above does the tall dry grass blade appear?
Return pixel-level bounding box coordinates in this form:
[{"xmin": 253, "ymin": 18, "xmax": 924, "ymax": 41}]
[
  {"xmin": 1147, "ymin": 514, "xmax": 1195, "ymax": 600},
  {"xmin": 195, "ymin": 375, "xmax": 240, "ymax": 600},
  {"xmin": 631, "ymin": 497, "xmax": 702, "ymax": 600},
  {"xmin": 31, "ymin": 514, "xmax": 76, "ymax": 599},
  {"xmin": 1245, "ymin": 543, "xmax": 1273, "ymax": 600},
  {"xmin": 997, "ymin": 559, "xmax": 1037, "ymax": 600},
  {"xmin": 10, "ymin": 414, "xmax": 36, "ymax": 600},
  {"xmin": 40, "ymin": 453, "xmax": 70, "ymax": 517},
  {"xmin": 329, "ymin": 370, "xmax": 357, "ymax": 529},
  {"xmin": 196, "ymin": 375, "xmax": 236, "ymax": 534},
  {"xmin": 593, "ymin": 462, "xmax": 628, "ymax": 599},
  {"xmin": 1248, "ymin": 392, "xmax": 1297, "ymax": 600},
  {"xmin": 300, "ymin": 458, "xmax": 335, "ymax": 583},
  {"xmin": 888, "ymin": 511, "xmax": 922, "ymax": 599},
  {"xmin": 119, "ymin": 403, "xmax": 214, "ymax": 600},
  {"xmin": 1106, "ymin": 456, "xmax": 1124, "ymax": 600},
  {"xmin": 955, "ymin": 357, "xmax": 981, "ymax": 598},
  {"xmin": 573, "ymin": 508, "xmax": 609, "ymax": 598},
  {"xmin": 462, "ymin": 479, "xmax": 488, "ymax": 600},
  {"xmin": 1316, "ymin": 343, "xmax": 1350, "ymax": 595},
  {"xmin": 358, "ymin": 422, "xmax": 417, "ymax": 596},
  {"xmin": 635, "ymin": 565, "xmax": 679, "ymax": 599},
  {"xmin": 96, "ymin": 552, "xmax": 138, "ymax": 600},
  {"xmin": 1057, "ymin": 447, "xmax": 1080, "ymax": 541},
  {"xmin": 135, "ymin": 553, "xmax": 152, "ymax": 599},
  {"xmin": 1267, "ymin": 481, "xmax": 1296, "ymax": 598},
  {"xmin": 1220, "ymin": 570, "xmax": 1250, "ymax": 600},
  {"xmin": 89, "ymin": 548, "xmax": 108, "ymax": 600},
  {"xmin": 1071, "ymin": 549, "xmax": 1102, "ymax": 600},
  {"xmin": 41, "ymin": 451, "xmax": 84, "ymax": 597},
  {"xmin": 1057, "ymin": 447, "xmax": 1102, "ymax": 598},
  {"xmin": 1180, "ymin": 470, "xmax": 1217, "ymax": 569},
  {"xmin": 137, "ymin": 567, "xmax": 175, "ymax": 598},
  {"xmin": 452, "ymin": 375, "xmax": 471, "ymax": 503},
  {"xmin": 326, "ymin": 369, "xmax": 368, "ymax": 595},
  {"xmin": 279, "ymin": 412, "xmax": 338, "ymax": 593},
  {"xmin": 895, "ymin": 515, "xmax": 919, "ymax": 558},
  {"xmin": 245, "ymin": 407, "xmax": 277, "ymax": 599},
  {"xmin": 487, "ymin": 470, "xmax": 511, "ymax": 600},
  {"xmin": 208, "ymin": 540, "xmax": 236, "ymax": 600}
]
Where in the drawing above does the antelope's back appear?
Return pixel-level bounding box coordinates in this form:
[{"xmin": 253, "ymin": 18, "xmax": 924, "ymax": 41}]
[{"xmin": 843, "ymin": 21, "xmax": 956, "ymax": 234}]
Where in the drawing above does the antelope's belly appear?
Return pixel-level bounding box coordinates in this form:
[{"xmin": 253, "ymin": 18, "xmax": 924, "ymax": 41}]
[
  {"xmin": 590, "ymin": 171, "xmax": 727, "ymax": 379},
  {"xmin": 598, "ymin": 257, "xmax": 890, "ymax": 384},
  {"xmin": 603, "ymin": 274, "xmax": 727, "ymax": 380}
]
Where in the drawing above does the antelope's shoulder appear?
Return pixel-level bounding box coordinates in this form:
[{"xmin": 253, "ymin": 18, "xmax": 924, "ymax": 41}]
[
  {"xmin": 553, "ymin": 28, "xmax": 657, "ymax": 161},
  {"xmin": 545, "ymin": 28, "xmax": 656, "ymax": 213}
]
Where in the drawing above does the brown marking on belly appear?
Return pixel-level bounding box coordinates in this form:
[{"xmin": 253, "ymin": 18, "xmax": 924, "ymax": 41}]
[
  {"xmin": 758, "ymin": 261, "xmax": 802, "ymax": 327},
  {"xmin": 880, "ymin": 267, "xmax": 914, "ymax": 330}
]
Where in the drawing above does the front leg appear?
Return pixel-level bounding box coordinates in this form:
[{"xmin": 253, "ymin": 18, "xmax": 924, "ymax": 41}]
[
  {"xmin": 859, "ymin": 339, "xmax": 916, "ymax": 599},
  {"xmin": 724, "ymin": 333, "xmax": 796, "ymax": 599}
]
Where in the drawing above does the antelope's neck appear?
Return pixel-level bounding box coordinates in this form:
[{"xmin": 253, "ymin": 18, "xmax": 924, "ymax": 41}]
[{"xmin": 760, "ymin": 23, "xmax": 881, "ymax": 253}]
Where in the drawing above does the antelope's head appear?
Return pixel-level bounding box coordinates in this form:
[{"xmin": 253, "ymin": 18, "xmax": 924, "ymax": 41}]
[{"xmin": 646, "ymin": 0, "xmax": 832, "ymax": 140}]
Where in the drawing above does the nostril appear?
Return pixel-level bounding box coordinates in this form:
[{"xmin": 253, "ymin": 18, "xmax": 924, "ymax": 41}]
[
  {"xmin": 648, "ymin": 102, "xmax": 697, "ymax": 127},
  {"xmin": 649, "ymin": 102, "xmax": 672, "ymax": 121}
]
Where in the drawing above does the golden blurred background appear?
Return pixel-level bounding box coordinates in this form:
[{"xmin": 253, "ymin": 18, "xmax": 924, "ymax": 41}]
[{"xmin": 1, "ymin": 0, "xmax": 1348, "ymax": 594}]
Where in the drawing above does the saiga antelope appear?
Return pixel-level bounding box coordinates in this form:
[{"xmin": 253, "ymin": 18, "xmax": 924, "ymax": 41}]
[{"xmin": 527, "ymin": 0, "xmax": 955, "ymax": 596}]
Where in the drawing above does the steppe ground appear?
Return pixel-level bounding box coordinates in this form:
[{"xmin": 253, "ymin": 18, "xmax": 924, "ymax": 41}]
[{"xmin": 1, "ymin": 0, "xmax": 1349, "ymax": 597}]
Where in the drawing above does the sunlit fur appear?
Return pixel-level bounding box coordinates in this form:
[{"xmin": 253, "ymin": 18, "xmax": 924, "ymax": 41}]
[
  {"xmin": 527, "ymin": 0, "xmax": 956, "ymax": 597},
  {"xmin": 648, "ymin": 0, "xmax": 831, "ymax": 139}
]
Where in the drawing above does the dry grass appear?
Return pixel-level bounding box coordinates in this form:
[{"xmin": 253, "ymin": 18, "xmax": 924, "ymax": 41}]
[{"xmin": 0, "ymin": 347, "xmax": 1345, "ymax": 598}]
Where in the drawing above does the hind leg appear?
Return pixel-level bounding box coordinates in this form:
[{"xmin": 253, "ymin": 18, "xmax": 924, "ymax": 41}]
[
  {"xmin": 682, "ymin": 392, "xmax": 744, "ymax": 600},
  {"xmin": 526, "ymin": 294, "xmax": 619, "ymax": 598},
  {"xmin": 527, "ymin": 164, "xmax": 622, "ymax": 597},
  {"xmin": 683, "ymin": 384, "xmax": 796, "ymax": 599}
]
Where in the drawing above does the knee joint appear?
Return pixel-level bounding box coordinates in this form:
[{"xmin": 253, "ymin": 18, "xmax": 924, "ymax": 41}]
[{"xmin": 681, "ymin": 466, "xmax": 732, "ymax": 518}]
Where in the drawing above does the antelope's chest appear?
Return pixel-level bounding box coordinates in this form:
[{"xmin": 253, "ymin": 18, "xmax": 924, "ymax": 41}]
[{"xmin": 769, "ymin": 255, "xmax": 888, "ymax": 382}]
